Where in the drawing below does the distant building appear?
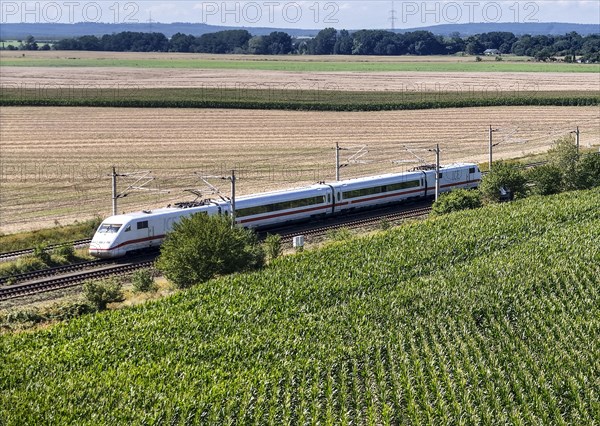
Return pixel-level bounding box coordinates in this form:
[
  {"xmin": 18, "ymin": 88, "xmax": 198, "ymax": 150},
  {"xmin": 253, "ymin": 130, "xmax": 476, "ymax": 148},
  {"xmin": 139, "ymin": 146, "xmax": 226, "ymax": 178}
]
[{"xmin": 484, "ymin": 49, "xmax": 500, "ymax": 56}]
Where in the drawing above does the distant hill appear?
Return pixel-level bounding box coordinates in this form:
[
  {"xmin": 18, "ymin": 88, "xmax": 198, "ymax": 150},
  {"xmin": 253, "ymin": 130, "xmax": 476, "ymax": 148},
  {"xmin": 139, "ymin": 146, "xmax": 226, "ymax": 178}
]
[
  {"xmin": 1, "ymin": 21, "xmax": 598, "ymax": 40},
  {"xmin": 0, "ymin": 22, "xmax": 319, "ymax": 40},
  {"xmin": 398, "ymin": 22, "xmax": 600, "ymax": 36}
]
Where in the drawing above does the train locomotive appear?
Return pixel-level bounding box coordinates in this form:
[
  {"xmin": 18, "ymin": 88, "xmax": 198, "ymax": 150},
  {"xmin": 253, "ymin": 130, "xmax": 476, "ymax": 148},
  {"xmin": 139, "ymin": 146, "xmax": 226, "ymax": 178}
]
[{"xmin": 89, "ymin": 163, "xmax": 481, "ymax": 258}]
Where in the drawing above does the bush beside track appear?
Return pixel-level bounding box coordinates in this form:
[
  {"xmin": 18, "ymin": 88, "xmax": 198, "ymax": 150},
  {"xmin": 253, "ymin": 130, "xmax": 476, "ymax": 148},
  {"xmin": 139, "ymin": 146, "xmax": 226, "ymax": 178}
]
[{"xmin": 1, "ymin": 189, "xmax": 599, "ymax": 424}]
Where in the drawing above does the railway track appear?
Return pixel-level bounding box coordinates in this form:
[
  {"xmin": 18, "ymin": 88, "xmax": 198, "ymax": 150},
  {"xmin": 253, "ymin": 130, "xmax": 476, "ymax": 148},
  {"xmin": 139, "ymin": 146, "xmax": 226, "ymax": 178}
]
[
  {"xmin": 0, "ymin": 239, "xmax": 91, "ymax": 262},
  {"xmin": 0, "ymin": 258, "xmax": 156, "ymax": 301},
  {"xmin": 0, "ymin": 258, "xmax": 112, "ymax": 287}
]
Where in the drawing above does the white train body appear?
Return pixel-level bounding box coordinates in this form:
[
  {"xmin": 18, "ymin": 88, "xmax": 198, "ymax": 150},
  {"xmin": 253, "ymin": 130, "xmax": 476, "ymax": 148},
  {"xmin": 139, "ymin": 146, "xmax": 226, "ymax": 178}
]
[
  {"xmin": 233, "ymin": 184, "xmax": 332, "ymax": 228},
  {"xmin": 89, "ymin": 204, "xmax": 222, "ymax": 258},
  {"xmin": 90, "ymin": 163, "xmax": 480, "ymax": 258}
]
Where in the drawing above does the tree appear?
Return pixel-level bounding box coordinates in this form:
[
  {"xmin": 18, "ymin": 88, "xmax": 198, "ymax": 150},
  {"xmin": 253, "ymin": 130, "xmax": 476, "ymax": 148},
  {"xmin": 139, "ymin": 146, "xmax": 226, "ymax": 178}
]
[
  {"xmin": 412, "ymin": 32, "xmax": 445, "ymax": 55},
  {"xmin": 444, "ymin": 33, "xmax": 466, "ymax": 54},
  {"xmin": 535, "ymin": 47, "xmax": 553, "ymax": 61},
  {"xmin": 169, "ymin": 32, "xmax": 195, "ymax": 52},
  {"xmin": 312, "ymin": 27, "xmax": 337, "ymax": 54},
  {"xmin": 548, "ymin": 135, "xmax": 579, "ymax": 190},
  {"xmin": 247, "ymin": 36, "xmax": 267, "ymax": 54},
  {"xmin": 263, "ymin": 234, "xmax": 283, "ymax": 262},
  {"xmin": 525, "ymin": 164, "xmax": 563, "ymax": 195},
  {"xmin": 157, "ymin": 214, "xmax": 264, "ymax": 289},
  {"xmin": 575, "ymin": 153, "xmax": 600, "ymax": 189},
  {"xmin": 465, "ymin": 39, "xmax": 484, "ymax": 55},
  {"xmin": 131, "ymin": 269, "xmax": 157, "ymax": 293},
  {"xmin": 333, "ymin": 30, "xmax": 353, "ymax": 55},
  {"xmin": 83, "ymin": 279, "xmax": 124, "ymax": 311},
  {"xmin": 54, "ymin": 38, "xmax": 81, "ymax": 50},
  {"xmin": 193, "ymin": 30, "xmax": 251, "ymax": 53},
  {"xmin": 265, "ymin": 31, "xmax": 292, "ymax": 54},
  {"xmin": 351, "ymin": 30, "xmax": 393, "ymax": 55},
  {"xmin": 78, "ymin": 35, "xmax": 100, "ymax": 51},
  {"xmin": 511, "ymin": 34, "xmax": 534, "ymax": 56},
  {"xmin": 22, "ymin": 35, "xmax": 38, "ymax": 51},
  {"xmin": 431, "ymin": 189, "xmax": 482, "ymax": 215},
  {"xmin": 480, "ymin": 162, "xmax": 527, "ymax": 203}
]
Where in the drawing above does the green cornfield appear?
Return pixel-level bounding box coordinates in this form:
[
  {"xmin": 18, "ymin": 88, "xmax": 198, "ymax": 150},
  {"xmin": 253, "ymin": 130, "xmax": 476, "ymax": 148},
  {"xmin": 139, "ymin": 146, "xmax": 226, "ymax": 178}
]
[
  {"xmin": 1, "ymin": 87, "xmax": 598, "ymax": 111},
  {"xmin": 1, "ymin": 189, "xmax": 599, "ymax": 424}
]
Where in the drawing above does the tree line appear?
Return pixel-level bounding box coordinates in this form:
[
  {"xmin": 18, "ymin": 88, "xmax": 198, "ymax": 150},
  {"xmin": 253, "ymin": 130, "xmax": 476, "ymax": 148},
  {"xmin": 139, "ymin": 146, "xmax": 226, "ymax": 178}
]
[{"xmin": 5, "ymin": 28, "xmax": 599, "ymax": 62}]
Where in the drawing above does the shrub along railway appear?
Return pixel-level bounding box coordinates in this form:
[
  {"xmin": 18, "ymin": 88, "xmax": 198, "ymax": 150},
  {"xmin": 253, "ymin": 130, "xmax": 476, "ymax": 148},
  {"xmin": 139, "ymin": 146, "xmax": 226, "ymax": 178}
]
[{"xmin": 1, "ymin": 189, "xmax": 598, "ymax": 423}]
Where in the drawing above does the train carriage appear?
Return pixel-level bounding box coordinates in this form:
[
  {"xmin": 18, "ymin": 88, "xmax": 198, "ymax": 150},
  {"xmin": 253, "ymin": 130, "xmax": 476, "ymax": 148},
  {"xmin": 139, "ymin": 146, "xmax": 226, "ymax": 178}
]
[
  {"xmin": 333, "ymin": 171, "xmax": 426, "ymax": 213},
  {"xmin": 233, "ymin": 184, "xmax": 333, "ymax": 229}
]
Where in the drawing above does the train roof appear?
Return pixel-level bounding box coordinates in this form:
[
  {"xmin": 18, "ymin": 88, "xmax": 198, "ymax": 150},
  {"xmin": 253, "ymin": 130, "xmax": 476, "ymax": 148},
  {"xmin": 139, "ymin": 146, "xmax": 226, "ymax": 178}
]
[
  {"xmin": 334, "ymin": 163, "xmax": 476, "ymax": 186},
  {"xmin": 237, "ymin": 163, "xmax": 477, "ymax": 199},
  {"xmin": 101, "ymin": 205, "xmax": 214, "ymax": 224},
  {"xmin": 236, "ymin": 182, "xmax": 327, "ymax": 202}
]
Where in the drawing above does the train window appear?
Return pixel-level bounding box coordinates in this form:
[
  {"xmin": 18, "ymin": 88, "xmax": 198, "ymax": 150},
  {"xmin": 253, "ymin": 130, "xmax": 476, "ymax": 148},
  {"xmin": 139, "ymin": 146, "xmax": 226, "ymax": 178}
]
[
  {"xmin": 137, "ymin": 221, "xmax": 148, "ymax": 230},
  {"xmin": 327, "ymin": 194, "xmax": 331, "ymax": 203},
  {"xmin": 337, "ymin": 193, "xmax": 341, "ymax": 201},
  {"xmin": 124, "ymin": 225, "xmax": 131, "ymax": 232},
  {"xmin": 469, "ymin": 167, "xmax": 475, "ymax": 174},
  {"xmin": 439, "ymin": 173, "xmax": 443, "ymax": 179},
  {"xmin": 236, "ymin": 195, "xmax": 326, "ymax": 218},
  {"xmin": 386, "ymin": 180, "xmax": 420, "ymax": 192},
  {"xmin": 342, "ymin": 180, "xmax": 420, "ymax": 199},
  {"xmin": 98, "ymin": 224, "xmax": 122, "ymax": 233}
]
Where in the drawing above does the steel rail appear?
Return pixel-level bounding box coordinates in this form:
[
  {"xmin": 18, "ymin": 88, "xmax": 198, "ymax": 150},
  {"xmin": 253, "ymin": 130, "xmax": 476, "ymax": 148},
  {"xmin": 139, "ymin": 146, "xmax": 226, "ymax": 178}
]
[{"xmin": 0, "ymin": 259, "xmax": 155, "ymax": 301}]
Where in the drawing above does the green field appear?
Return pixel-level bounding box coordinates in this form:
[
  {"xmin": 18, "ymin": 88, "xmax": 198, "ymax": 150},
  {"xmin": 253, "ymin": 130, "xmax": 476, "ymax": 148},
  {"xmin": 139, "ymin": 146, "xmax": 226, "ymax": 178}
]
[
  {"xmin": 2, "ymin": 87, "xmax": 597, "ymax": 111},
  {"xmin": 1, "ymin": 56, "xmax": 599, "ymax": 73},
  {"xmin": 0, "ymin": 218, "xmax": 101, "ymax": 254},
  {"xmin": 1, "ymin": 189, "xmax": 599, "ymax": 424}
]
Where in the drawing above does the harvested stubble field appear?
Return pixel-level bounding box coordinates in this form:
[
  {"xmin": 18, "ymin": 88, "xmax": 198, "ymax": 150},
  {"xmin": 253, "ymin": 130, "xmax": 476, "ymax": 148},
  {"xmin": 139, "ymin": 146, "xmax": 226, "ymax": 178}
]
[
  {"xmin": 1, "ymin": 106, "xmax": 598, "ymax": 233},
  {"xmin": 2, "ymin": 66, "xmax": 599, "ymax": 93},
  {"xmin": 1, "ymin": 51, "xmax": 599, "ymax": 95}
]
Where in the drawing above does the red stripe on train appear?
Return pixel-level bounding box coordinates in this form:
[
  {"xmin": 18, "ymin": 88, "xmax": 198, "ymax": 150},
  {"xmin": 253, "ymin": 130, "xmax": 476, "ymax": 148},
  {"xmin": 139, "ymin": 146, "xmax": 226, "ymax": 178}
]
[{"xmin": 90, "ymin": 234, "xmax": 166, "ymax": 251}]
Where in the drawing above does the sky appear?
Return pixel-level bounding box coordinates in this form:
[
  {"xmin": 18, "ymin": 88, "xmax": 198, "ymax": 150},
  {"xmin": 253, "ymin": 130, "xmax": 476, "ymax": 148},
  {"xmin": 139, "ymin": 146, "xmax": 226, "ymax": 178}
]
[{"xmin": 1, "ymin": 1, "xmax": 599, "ymax": 28}]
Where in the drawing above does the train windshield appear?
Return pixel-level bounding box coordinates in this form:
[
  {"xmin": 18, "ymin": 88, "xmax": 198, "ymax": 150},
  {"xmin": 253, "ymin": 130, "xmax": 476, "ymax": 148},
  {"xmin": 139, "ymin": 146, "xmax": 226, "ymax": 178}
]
[{"xmin": 98, "ymin": 224, "xmax": 122, "ymax": 233}]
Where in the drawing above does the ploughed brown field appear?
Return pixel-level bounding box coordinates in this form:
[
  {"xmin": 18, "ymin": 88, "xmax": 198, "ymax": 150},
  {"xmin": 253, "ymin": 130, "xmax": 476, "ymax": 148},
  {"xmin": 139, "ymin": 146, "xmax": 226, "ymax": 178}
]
[{"xmin": 1, "ymin": 106, "xmax": 598, "ymax": 233}]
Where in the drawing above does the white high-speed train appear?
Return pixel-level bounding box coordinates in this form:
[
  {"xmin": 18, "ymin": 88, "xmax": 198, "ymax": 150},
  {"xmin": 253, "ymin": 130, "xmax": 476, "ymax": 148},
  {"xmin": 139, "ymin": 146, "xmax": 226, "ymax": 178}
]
[{"xmin": 89, "ymin": 163, "xmax": 481, "ymax": 258}]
